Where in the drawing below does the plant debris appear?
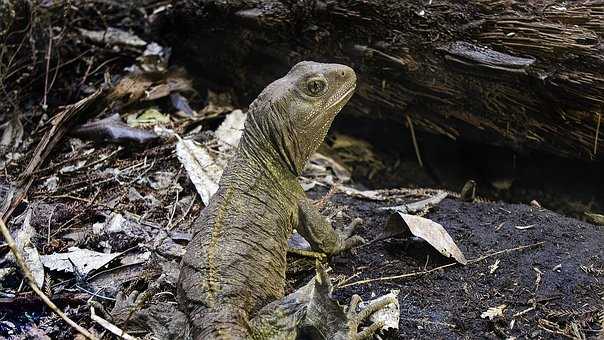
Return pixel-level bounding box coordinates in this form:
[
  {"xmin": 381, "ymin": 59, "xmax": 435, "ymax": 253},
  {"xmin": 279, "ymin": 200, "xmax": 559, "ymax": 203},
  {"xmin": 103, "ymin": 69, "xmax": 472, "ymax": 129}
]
[
  {"xmin": 481, "ymin": 304, "xmax": 507, "ymax": 320},
  {"xmin": 40, "ymin": 247, "xmax": 121, "ymax": 276},
  {"xmin": 384, "ymin": 213, "xmax": 468, "ymax": 265}
]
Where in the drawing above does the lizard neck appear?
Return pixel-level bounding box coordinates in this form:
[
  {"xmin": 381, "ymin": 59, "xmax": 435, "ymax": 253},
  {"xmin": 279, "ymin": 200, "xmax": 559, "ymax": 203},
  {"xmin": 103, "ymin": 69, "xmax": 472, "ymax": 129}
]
[
  {"xmin": 239, "ymin": 95, "xmax": 311, "ymax": 176},
  {"xmin": 232, "ymin": 138, "xmax": 299, "ymax": 190},
  {"xmin": 236, "ymin": 107, "xmax": 304, "ymax": 180}
]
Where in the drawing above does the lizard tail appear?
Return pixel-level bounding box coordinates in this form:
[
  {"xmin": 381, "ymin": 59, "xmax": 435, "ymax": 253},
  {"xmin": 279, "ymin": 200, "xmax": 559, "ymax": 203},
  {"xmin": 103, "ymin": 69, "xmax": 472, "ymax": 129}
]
[{"xmin": 187, "ymin": 304, "xmax": 250, "ymax": 340}]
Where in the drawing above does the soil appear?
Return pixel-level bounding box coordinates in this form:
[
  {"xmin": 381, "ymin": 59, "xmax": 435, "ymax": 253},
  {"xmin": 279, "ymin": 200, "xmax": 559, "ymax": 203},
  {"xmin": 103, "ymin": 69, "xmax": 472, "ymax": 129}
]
[{"xmin": 304, "ymin": 189, "xmax": 604, "ymax": 339}]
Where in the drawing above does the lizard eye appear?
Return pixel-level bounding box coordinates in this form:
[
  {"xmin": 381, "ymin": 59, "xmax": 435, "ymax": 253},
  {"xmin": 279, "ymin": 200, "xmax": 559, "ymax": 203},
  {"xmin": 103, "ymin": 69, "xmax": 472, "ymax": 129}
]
[{"xmin": 306, "ymin": 77, "xmax": 328, "ymax": 97}]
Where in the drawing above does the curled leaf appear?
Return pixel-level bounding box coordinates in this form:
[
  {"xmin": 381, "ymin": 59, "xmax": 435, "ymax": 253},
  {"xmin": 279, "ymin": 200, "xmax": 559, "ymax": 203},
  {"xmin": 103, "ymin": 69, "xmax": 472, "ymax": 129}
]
[
  {"xmin": 381, "ymin": 192, "xmax": 448, "ymax": 214},
  {"xmin": 386, "ymin": 213, "xmax": 467, "ymax": 265},
  {"xmin": 72, "ymin": 114, "xmax": 158, "ymax": 145},
  {"xmin": 176, "ymin": 139, "xmax": 223, "ymax": 205},
  {"xmin": 78, "ymin": 27, "xmax": 147, "ymax": 47}
]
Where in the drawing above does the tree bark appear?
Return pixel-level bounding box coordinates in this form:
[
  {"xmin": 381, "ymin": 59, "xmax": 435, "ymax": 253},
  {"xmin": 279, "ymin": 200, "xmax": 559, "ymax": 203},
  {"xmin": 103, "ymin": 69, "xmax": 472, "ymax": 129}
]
[{"xmin": 163, "ymin": 0, "xmax": 604, "ymax": 161}]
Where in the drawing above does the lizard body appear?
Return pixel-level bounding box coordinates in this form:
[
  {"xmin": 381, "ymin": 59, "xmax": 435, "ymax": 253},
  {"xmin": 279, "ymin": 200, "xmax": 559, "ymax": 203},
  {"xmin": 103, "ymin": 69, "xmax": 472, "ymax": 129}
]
[{"xmin": 177, "ymin": 61, "xmax": 391, "ymax": 339}]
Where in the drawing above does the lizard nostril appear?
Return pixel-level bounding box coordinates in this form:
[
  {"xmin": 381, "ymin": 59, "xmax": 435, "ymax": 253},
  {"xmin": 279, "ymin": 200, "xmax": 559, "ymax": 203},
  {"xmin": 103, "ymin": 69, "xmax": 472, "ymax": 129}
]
[{"xmin": 339, "ymin": 70, "xmax": 346, "ymax": 77}]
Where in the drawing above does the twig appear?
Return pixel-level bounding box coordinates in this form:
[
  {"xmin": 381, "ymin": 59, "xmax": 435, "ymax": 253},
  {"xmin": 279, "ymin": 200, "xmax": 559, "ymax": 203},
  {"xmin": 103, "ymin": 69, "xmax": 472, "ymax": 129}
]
[
  {"xmin": 0, "ymin": 219, "xmax": 97, "ymax": 339},
  {"xmin": 406, "ymin": 115, "xmax": 423, "ymax": 168},
  {"xmin": 339, "ymin": 241, "xmax": 545, "ymax": 288},
  {"xmin": 339, "ymin": 262, "xmax": 457, "ymax": 288},
  {"xmin": 90, "ymin": 306, "xmax": 137, "ymax": 340},
  {"xmin": 76, "ymin": 146, "xmax": 123, "ymax": 172},
  {"xmin": 594, "ymin": 112, "xmax": 601, "ymax": 156},
  {"xmin": 2, "ymin": 90, "xmax": 108, "ymax": 221},
  {"xmin": 170, "ymin": 192, "xmax": 197, "ymax": 231},
  {"xmin": 42, "ymin": 25, "xmax": 53, "ymax": 110},
  {"xmin": 315, "ymin": 181, "xmax": 340, "ymax": 210},
  {"xmin": 513, "ymin": 306, "xmax": 535, "ymax": 317},
  {"xmin": 75, "ymin": 285, "xmax": 116, "ymax": 302},
  {"xmin": 165, "ymin": 189, "xmax": 179, "ymax": 229},
  {"xmin": 400, "ymin": 317, "xmax": 457, "ymax": 329},
  {"xmin": 46, "ymin": 205, "xmax": 56, "ymax": 243},
  {"xmin": 467, "ymin": 241, "xmax": 545, "ymax": 263}
]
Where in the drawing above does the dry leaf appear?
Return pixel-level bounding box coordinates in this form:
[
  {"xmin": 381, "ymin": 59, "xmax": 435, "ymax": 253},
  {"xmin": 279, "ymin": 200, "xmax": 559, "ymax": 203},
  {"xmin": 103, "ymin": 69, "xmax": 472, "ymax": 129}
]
[
  {"xmin": 4, "ymin": 209, "xmax": 44, "ymax": 288},
  {"xmin": 339, "ymin": 186, "xmax": 386, "ymax": 200},
  {"xmin": 307, "ymin": 153, "xmax": 351, "ymax": 183},
  {"xmin": 381, "ymin": 192, "xmax": 448, "ymax": 214},
  {"xmin": 72, "ymin": 114, "xmax": 159, "ymax": 144},
  {"xmin": 176, "ymin": 110, "xmax": 247, "ymax": 205},
  {"xmin": 176, "ymin": 139, "xmax": 223, "ymax": 205},
  {"xmin": 126, "ymin": 108, "xmax": 170, "ymax": 127},
  {"xmin": 287, "ymin": 232, "xmax": 311, "ymax": 251},
  {"xmin": 170, "ymin": 92, "xmax": 194, "ymax": 116},
  {"xmin": 78, "ymin": 27, "xmax": 147, "ymax": 47},
  {"xmin": 0, "ymin": 115, "xmax": 23, "ymax": 149},
  {"xmin": 387, "ymin": 213, "xmax": 467, "ymax": 265},
  {"xmin": 585, "ymin": 212, "xmax": 604, "ymax": 226},
  {"xmin": 489, "ymin": 259, "xmax": 500, "ymax": 274},
  {"xmin": 481, "ymin": 304, "xmax": 507, "ymax": 320},
  {"xmin": 40, "ymin": 247, "xmax": 120, "ymax": 275},
  {"xmin": 215, "ymin": 109, "xmax": 246, "ymax": 149}
]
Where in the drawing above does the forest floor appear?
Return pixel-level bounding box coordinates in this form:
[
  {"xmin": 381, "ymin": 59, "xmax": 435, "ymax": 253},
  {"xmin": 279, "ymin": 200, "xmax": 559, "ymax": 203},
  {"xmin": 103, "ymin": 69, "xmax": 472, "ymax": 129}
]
[{"xmin": 1, "ymin": 1, "xmax": 603, "ymax": 339}]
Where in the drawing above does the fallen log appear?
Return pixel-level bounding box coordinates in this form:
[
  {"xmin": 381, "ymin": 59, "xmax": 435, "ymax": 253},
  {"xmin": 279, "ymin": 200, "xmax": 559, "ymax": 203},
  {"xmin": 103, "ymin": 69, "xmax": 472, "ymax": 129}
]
[{"xmin": 162, "ymin": 0, "xmax": 604, "ymax": 161}]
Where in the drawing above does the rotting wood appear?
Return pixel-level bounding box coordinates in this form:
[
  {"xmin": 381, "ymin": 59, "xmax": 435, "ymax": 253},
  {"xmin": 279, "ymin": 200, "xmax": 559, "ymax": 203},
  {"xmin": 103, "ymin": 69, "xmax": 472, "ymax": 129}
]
[{"xmin": 164, "ymin": 0, "xmax": 604, "ymax": 161}]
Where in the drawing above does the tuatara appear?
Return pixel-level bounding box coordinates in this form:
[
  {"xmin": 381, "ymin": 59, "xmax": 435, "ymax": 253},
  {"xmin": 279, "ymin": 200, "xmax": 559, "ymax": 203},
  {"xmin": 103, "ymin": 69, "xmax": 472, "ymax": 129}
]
[
  {"xmin": 112, "ymin": 61, "xmax": 394, "ymax": 339},
  {"xmin": 178, "ymin": 61, "xmax": 394, "ymax": 339}
]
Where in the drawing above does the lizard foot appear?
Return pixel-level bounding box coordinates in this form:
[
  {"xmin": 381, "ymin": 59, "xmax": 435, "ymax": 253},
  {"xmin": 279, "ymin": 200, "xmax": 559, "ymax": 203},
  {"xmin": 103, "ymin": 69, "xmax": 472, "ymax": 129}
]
[
  {"xmin": 302, "ymin": 262, "xmax": 396, "ymax": 339},
  {"xmin": 111, "ymin": 290, "xmax": 144, "ymax": 323},
  {"xmin": 111, "ymin": 289, "xmax": 189, "ymax": 338},
  {"xmin": 336, "ymin": 217, "xmax": 366, "ymax": 252}
]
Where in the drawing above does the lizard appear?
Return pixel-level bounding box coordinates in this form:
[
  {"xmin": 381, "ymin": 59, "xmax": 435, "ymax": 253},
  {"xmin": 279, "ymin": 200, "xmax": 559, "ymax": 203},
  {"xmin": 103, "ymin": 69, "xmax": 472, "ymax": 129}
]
[{"xmin": 176, "ymin": 61, "xmax": 395, "ymax": 339}]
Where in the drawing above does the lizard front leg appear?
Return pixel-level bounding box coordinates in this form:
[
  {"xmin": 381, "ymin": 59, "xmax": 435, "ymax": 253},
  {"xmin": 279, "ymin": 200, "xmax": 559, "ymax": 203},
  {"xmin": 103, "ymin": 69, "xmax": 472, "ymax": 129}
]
[{"xmin": 297, "ymin": 198, "xmax": 365, "ymax": 256}]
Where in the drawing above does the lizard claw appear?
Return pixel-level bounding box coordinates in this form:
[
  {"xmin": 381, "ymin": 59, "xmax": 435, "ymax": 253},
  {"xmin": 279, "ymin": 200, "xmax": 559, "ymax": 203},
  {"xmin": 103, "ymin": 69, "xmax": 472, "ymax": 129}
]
[
  {"xmin": 336, "ymin": 218, "xmax": 365, "ymax": 252},
  {"xmin": 303, "ymin": 262, "xmax": 395, "ymax": 340},
  {"xmin": 111, "ymin": 290, "xmax": 142, "ymax": 324},
  {"xmin": 347, "ymin": 295, "xmax": 397, "ymax": 340},
  {"xmin": 340, "ymin": 217, "xmax": 363, "ymax": 238}
]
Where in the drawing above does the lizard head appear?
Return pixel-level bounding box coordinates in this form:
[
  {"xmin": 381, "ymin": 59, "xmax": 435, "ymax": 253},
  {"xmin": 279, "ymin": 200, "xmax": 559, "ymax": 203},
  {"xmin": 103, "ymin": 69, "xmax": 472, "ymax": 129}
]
[{"xmin": 244, "ymin": 61, "xmax": 357, "ymax": 175}]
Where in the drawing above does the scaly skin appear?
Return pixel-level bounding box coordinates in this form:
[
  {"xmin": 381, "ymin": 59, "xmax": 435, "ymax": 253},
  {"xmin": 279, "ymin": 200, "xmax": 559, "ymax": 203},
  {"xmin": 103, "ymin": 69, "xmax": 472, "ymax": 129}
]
[{"xmin": 177, "ymin": 61, "xmax": 379, "ymax": 339}]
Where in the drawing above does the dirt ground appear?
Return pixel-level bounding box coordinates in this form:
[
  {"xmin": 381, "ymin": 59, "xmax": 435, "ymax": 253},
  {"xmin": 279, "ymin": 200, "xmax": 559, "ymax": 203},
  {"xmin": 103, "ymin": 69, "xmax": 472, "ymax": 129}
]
[{"xmin": 319, "ymin": 190, "xmax": 604, "ymax": 339}]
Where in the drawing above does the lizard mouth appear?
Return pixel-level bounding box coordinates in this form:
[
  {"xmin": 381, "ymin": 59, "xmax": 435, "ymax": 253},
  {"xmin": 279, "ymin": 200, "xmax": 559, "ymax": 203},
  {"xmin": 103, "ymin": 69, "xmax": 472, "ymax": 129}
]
[{"xmin": 326, "ymin": 82, "xmax": 356, "ymax": 111}]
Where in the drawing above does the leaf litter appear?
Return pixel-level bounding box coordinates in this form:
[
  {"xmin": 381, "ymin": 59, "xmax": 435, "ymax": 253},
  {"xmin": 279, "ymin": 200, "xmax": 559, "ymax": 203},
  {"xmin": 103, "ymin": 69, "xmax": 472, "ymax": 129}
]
[{"xmin": 40, "ymin": 247, "xmax": 121, "ymax": 276}]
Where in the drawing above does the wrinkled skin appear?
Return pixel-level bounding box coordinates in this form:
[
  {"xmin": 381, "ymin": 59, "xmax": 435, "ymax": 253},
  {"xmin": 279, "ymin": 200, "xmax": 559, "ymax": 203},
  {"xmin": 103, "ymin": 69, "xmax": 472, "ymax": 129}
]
[{"xmin": 175, "ymin": 61, "xmax": 389, "ymax": 339}]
